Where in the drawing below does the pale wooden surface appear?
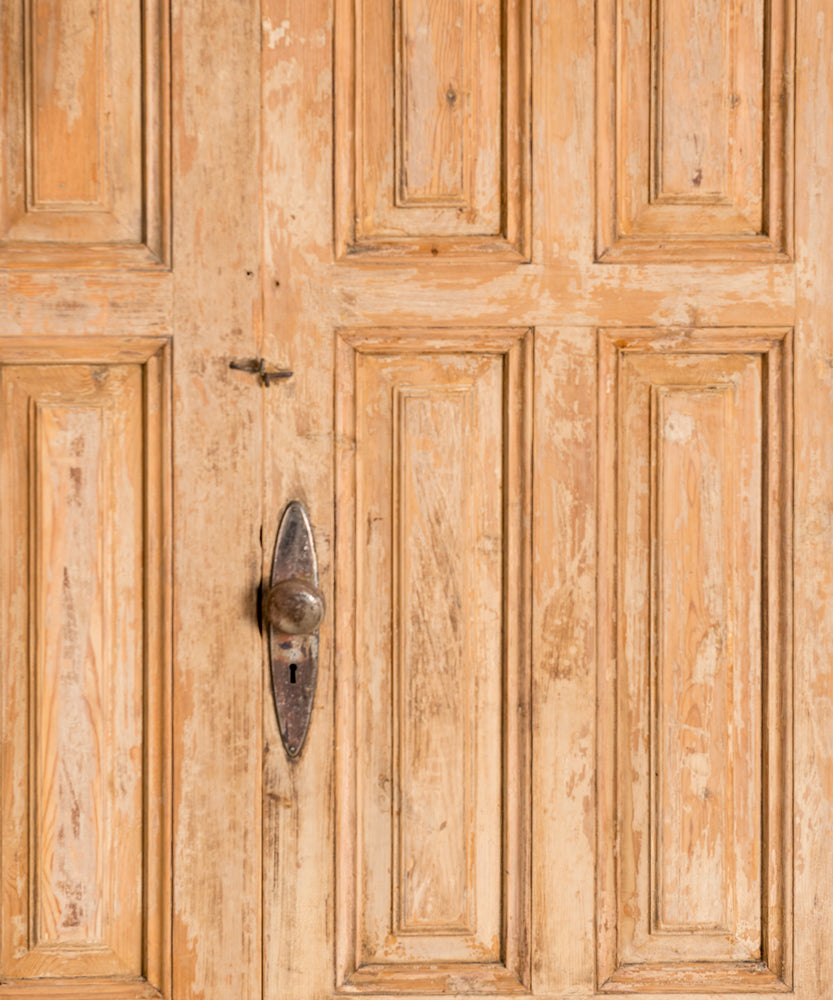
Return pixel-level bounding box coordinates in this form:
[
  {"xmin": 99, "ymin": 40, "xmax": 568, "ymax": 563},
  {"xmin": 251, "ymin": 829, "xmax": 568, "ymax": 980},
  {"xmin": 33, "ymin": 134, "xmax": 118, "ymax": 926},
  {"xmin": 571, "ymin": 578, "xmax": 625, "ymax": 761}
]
[
  {"xmin": 262, "ymin": 0, "xmax": 823, "ymax": 996},
  {"xmin": 170, "ymin": 2, "xmax": 262, "ymax": 1000},
  {"xmin": 0, "ymin": 343, "xmax": 170, "ymax": 995},
  {"xmin": 596, "ymin": 0, "xmax": 792, "ymax": 259},
  {"xmin": 335, "ymin": 0, "xmax": 530, "ymax": 258},
  {"xmin": 2, "ymin": 0, "xmax": 833, "ymax": 997},
  {"xmin": 0, "ymin": 0, "xmax": 169, "ymax": 266},
  {"xmin": 331, "ymin": 331, "xmax": 531, "ymax": 992},
  {"xmin": 597, "ymin": 330, "xmax": 791, "ymax": 990},
  {"xmin": 792, "ymin": 0, "xmax": 833, "ymax": 996}
]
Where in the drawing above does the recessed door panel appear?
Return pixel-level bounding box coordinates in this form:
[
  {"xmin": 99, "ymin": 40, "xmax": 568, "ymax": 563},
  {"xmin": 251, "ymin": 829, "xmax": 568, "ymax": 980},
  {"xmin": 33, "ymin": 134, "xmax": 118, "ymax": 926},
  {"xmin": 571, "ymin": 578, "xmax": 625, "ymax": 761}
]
[
  {"xmin": 597, "ymin": 329, "xmax": 792, "ymax": 992},
  {"xmin": 0, "ymin": 342, "xmax": 171, "ymax": 997},
  {"xmin": 334, "ymin": 329, "xmax": 531, "ymax": 993}
]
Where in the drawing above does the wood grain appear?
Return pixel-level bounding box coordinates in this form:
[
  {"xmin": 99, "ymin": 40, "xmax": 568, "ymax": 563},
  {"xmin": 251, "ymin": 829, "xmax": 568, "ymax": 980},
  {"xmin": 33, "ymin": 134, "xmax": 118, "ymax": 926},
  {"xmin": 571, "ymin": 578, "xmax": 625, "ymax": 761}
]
[
  {"xmin": 652, "ymin": 386, "xmax": 742, "ymax": 936},
  {"xmin": 0, "ymin": 0, "xmax": 170, "ymax": 266},
  {"xmin": 395, "ymin": 0, "xmax": 472, "ymax": 205},
  {"xmin": 257, "ymin": 0, "xmax": 831, "ymax": 993},
  {"xmin": 653, "ymin": 0, "xmax": 738, "ymax": 203},
  {"xmin": 334, "ymin": 328, "xmax": 531, "ymax": 992},
  {"xmin": 597, "ymin": 328, "xmax": 792, "ymax": 991},
  {"xmin": 596, "ymin": 0, "xmax": 794, "ymax": 260},
  {"xmin": 169, "ymin": 1, "xmax": 263, "ymax": 1000},
  {"xmin": 792, "ymin": 0, "xmax": 833, "ymax": 991},
  {"xmin": 31, "ymin": 0, "xmax": 105, "ymax": 206},
  {"xmin": 335, "ymin": 0, "xmax": 530, "ymax": 259},
  {"xmin": 0, "ymin": 341, "xmax": 171, "ymax": 995},
  {"xmin": 395, "ymin": 385, "xmax": 474, "ymax": 934},
  {"xmin": 4, "ymin": 0, "xmax": 831, "ymax": 996}
]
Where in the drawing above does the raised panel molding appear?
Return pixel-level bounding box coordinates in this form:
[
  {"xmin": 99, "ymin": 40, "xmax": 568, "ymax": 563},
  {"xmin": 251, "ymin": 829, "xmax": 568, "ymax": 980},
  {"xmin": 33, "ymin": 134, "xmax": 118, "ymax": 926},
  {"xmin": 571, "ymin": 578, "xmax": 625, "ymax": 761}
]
[
  {"xmin": 0, "ymin": 0, "xmax": 170, "ymax": 269},
  {"xmin": 335, "ymin": 0, "xmax": 531, "ymax": 261},
  {"xmin": 335, "ymin": 329, "xmax": 532, "ymax": 993},
  {"xmin": 0, "ymin": 338, "xmax": 172, "ymax": 998},
  {"xmin": 597, "ymin": 328, "xmax": 793, "ymax": 992},
  {"xmin": 596, "ymin": 0, "xmax": 794, "ymax": 261}
]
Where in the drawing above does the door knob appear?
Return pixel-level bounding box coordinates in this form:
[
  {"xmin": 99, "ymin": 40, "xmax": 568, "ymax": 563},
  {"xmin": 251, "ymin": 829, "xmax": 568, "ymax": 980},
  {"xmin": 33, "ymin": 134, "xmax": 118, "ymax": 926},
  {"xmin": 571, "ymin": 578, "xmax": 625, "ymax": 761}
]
[{"xmin": 265, "ymin": 578, "xmax": 325, "ymax": 634}]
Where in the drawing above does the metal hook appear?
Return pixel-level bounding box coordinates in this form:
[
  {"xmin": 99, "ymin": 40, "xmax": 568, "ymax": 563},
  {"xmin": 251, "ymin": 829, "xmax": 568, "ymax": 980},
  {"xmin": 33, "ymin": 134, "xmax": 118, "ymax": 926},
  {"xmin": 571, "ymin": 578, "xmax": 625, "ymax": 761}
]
[{"xmin": 229, "ymin": 357, "xmax": 293, "ymax": 386}]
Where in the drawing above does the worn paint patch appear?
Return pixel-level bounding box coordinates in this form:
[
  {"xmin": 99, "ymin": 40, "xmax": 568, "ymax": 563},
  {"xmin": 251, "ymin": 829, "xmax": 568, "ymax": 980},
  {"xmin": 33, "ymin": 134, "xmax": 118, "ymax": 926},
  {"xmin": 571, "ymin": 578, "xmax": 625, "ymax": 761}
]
[{"xmin": 264, "ymin": 17, "xmax": 291, "ymax": 48}]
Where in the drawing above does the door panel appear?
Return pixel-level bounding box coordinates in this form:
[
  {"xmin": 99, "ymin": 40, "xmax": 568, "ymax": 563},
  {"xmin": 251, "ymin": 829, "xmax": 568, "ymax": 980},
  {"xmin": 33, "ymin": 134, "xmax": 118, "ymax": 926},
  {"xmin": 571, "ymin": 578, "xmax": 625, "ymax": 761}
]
[
  {"xmin": 0, "ymin": 0, "xmax": 169, "ymax": 266},
  {"xmin": 0, "ymin": 343, "xmax": 171, "ymax": 989},
  {"xmin": 596, "ymin": 0, "xmax": 794, "ymax": 260},
  {"xmin": 334, "ymin": 0, "xmax": 530, "ymax": 258},
  {"xmin": 597, "ymin": 330, "xmax": 792, "ymax": 990},
  {"xmin": 333, "ymin": 330, "xmax": 531, "ymax": 993}
]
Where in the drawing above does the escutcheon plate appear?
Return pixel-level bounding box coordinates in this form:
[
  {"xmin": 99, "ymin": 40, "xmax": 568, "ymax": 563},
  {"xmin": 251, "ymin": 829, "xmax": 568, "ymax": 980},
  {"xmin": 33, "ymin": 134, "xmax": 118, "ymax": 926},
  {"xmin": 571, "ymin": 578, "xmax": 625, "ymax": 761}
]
[{"xmin": 268, "ymin": 501, "xmax": 321, "ymax": 758}]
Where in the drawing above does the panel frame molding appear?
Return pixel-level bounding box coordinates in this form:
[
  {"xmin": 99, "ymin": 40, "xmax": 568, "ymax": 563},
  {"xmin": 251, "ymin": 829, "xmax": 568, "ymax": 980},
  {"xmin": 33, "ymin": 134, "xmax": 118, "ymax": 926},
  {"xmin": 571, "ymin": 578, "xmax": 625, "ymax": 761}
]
[
  {"xmin": 334, "ymin": 0, "xmax": 532, "ymax": 262},
  {"xmin": 334, "ymin": 327, "xmax": 533, "ymax": 994},
  {"xmin": 596, "ymin": 327, "xmax": 794, "ymax": 993},
  {"xmin": 595, "ymin": 0, "xmax": 795, "ymax": 262},
  {"xmin": 0, "ymin": 336, "xmax": 173, "ymax": 998},
  {"xmin": 0, "ymin": 0, "xmax": 171, "ymax": 270}
]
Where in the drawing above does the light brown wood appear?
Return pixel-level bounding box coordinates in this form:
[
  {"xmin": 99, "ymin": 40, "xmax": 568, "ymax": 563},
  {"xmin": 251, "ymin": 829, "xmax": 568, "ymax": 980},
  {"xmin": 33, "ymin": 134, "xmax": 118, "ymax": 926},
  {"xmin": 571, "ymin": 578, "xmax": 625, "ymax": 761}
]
[
  {"xmin": 259, "ymin": 0, "xmax": 829, "ymax": 996},
  {"xmin": 0, "ymin": 0, "xmax": 170, "ymax": 267},
  {"xmin": 335, "ymin": 0, "xmax": 530, "ymax": 258},
  {"xmin": 597, "ymin": 329, "xmax": 792, "ymax": 990},
  {"xmin": 170, "ymin": 3, "xmax": 263, "ymax": 1000},
  {"xmin": 0, "ymin": 0, "xmax": 259, "ymax": 997},
  {"xmin": 0, "ymin": 340, "xmax": 171, "ymax": 994},
  {"xmin": 596, "ymin": 0, "xmax": 793, "ymax": 260},
  {"xmin": 333, "ymin": 329, "xmax": 531, "ymax": 992},
  {"xmin": 792, "ymin": 0, "xmax": 833, "ymax": 996},
  {"xmin": 3, "ymin": 0, "xmax": 833, "ymax": 998}
]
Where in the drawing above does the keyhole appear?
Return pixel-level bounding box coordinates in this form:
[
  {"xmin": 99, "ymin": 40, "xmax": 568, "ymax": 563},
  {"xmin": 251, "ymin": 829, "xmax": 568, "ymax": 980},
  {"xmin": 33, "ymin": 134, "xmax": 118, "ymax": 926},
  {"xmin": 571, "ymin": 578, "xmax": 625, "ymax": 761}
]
[{"xmin": 290, "ymin": 664, "xmax": 297, "ymax": 684}]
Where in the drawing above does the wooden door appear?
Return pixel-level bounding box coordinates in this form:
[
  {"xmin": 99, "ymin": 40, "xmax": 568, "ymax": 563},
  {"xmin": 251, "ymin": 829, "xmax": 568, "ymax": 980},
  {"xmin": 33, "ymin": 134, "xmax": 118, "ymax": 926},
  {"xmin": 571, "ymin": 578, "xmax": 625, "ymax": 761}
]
[
  {"xmin": 2, "ymin": 1, "xmax": 833, "ymax": 999},
  {"xmin": 0, "ymin": 0, "xmax": 262, "ymax": 997}
]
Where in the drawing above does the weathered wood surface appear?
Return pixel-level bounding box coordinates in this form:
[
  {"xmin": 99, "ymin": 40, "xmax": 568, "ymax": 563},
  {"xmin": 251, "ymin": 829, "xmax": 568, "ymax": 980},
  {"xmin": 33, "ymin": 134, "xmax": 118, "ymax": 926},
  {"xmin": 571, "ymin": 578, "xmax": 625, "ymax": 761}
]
[
  {"xmin": 263, "ymin": 0, "xmax": 825, "ymax": 996},
  {"xmin": 170, "ymin": 1, "xmax": 262, "ymax": 1000},
  {"xmin": 598, "ymin": 330, "xmax": 792, "ymax": 989},
  {"xmin": 1, "ymin": 0, "xmax": 259, "ymax": 997},
  {"xmin": 597, "ymin": 0, "xmax": 793, "ymax": 260},
  {"xmin": 334, "ymin": 0, "xmax": 530, "ymax": 258},
  {"xmin": 0, "ymin": 347, "xmax": 170, "ymax": 991},
  {"xmin": 2, "ymin": 0, "xmax": 833, "ymax": 997},
  {"xmin": 0, "ymin": 0, "xmax": 169, "ymax": 266}
]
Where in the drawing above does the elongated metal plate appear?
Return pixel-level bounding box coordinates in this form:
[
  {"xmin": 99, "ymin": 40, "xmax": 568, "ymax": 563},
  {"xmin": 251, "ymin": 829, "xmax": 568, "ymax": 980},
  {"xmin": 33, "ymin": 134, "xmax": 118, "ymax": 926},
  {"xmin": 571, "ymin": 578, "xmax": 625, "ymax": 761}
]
[{"xmin": 269, "ymin": 501, "xmax": 321, "ymax": 758}]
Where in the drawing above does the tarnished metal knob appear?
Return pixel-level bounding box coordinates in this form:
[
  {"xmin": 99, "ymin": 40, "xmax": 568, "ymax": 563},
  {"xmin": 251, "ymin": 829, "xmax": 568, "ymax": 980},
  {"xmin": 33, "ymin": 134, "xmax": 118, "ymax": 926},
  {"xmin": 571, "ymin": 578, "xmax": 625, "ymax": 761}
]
[{"xmin": 265, "ymin": 578, "xmax": 325, "ymax": 635}]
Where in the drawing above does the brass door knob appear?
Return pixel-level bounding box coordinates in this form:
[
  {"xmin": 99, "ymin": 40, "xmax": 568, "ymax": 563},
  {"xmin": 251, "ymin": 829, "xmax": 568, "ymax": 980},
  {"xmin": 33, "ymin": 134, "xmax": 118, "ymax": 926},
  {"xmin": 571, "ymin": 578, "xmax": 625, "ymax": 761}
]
[{"xmin": 265, "ymin": 578, "xmax": 325, "ymax": 635}]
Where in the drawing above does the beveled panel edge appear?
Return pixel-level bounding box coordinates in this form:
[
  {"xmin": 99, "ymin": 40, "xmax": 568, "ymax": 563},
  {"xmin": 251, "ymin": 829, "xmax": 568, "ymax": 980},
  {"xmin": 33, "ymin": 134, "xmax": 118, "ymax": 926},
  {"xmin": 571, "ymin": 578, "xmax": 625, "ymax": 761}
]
[
  {"xmin": 336, "ymin": 327, "xmax": 529, "ymax": 352},
  {"xmin": 333, "ymin": 327, "xmax": 532, "ymax": 993},
  {"xmin": 597, "ymin": 962, "xmax": 791, "ymax": 994},
  {"xmin": 141, "ymin": 339, "xmax": 174, "ymax": 998},
  {"xmin": 339, "ymin": 962, "xmax": 531, "ymax": 995},
  {"xmin": 595, "ymin": 327, "xmax": 794, "ymax": 992},
  {"xmin": 333, "ymin": 0, "xmax": 531, "ymax": 263},
  {"xmin": 594, "ymin": 0, "xmax": 795, "ymax": 263},
  {"xmin": 0, "ymin": 978, "xmax": 164, "ymax": 1000},
  {"xmin": 0, "ymin": 336, "xmax": 170, "ymax": 364}
]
